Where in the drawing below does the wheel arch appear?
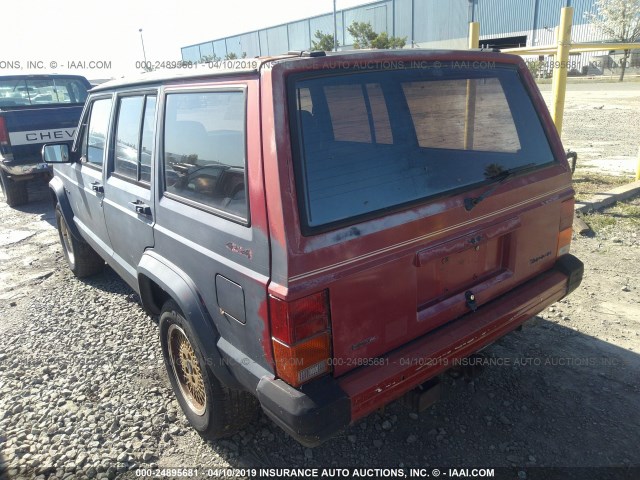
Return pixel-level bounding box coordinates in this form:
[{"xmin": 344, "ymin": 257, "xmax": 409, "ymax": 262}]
[
  {"xmin": 137, "ymin": 252, "xmax": 242, "ymax": 389},
  {"xmin": 49, "ymin": 176, "xmax": 82, "ymax": 241}
]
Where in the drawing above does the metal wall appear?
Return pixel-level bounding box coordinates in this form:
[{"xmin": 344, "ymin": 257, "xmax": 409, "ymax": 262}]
[
  {"xmin": 569, "ymin": 0, "xmax": 598, "ymax": 26},
  {"xmin": 288, "ymin": 20, "xmax": 310, "ymax": 51},
  {"xmin": 414, "ymin": 0, "xmax": 469, "ymax": 44},
  {"xmin": 181, "ymin": 0, "xmax": 601, "ymax": 61},
  {"xmin": 309, "ymin": 14, "xmax": 339, "ymax": 46},
  {"xmin": 343, "ymin": 0, "xmax": 394, "ymax": 45},
  {"xmin": 476, "ymin": 0, "xmax": 535, "ymax": 37}
]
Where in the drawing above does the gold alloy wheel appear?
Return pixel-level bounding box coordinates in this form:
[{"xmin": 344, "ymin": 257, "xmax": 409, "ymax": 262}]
[
  {"xmin": 167, "ymin": 324, "xmax": 207, "ymax": 416},
  {"xmin": 59, "ymin": 216, "xmax": 75, "ymax": 265}
]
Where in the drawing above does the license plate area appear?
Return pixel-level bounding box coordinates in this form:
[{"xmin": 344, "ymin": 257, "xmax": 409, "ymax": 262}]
[{"xmin": 415, "ymin": 217, "xmax": 520, "ymax": 330}]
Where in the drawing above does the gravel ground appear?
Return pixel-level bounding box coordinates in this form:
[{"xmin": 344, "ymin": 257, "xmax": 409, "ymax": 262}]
[
  {"xmin": 1, "ymin": 84, "xmax": 640, "ymax": 480},
  {"xmin": 539, "ymin": 82, "xmax": 640, "ymax": 175}
]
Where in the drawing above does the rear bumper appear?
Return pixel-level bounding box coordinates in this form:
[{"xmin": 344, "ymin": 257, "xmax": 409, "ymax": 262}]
[
  {"xmin": 256, "ymin": 254, "xmax": 583, "ymax": 446},
  {"xmin": 1, "ymin": 161, "xmax": 52, "ymax": 178}
]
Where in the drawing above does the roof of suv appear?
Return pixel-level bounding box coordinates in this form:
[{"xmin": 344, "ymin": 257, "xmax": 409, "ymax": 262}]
[
  {"xmin": 90, "ymin": 53, "xmax": 301, "ymax": 92},
  {"xmin": 91, "ymin": 49, "xmax": 509, "ymax": 92}
]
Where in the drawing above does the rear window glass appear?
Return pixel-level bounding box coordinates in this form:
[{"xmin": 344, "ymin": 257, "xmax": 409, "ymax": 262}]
[
  {"xmin": 0, "ymin": 77, "xmax": 88, "ymax": 106},
  {"xmin": 289, "ymin": 64, "xmax": 555, "ymax": 232}
]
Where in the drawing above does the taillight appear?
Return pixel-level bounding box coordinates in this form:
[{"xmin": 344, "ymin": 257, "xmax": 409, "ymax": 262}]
[
  {"xmin": 269, "ymin": 290, "xmax": 332, "ymax": 387},
  {"xmin": 0, "ymin": 117, "xmax": 10, "ymax": 147},
  {"xmin": 557, "ymin": 198, "xmax": 575, "ymax": 257}
]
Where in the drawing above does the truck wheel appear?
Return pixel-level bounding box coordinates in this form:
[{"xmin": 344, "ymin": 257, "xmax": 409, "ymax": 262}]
[
  {"xmin": 0, "ymin": 170, "xmax": 28, "ymax": 207},
  {"xmin": 159, "ymin": 300, "xmax": 258, "ymax": 440},
  {"xmin": 55, "ymin": 205, "xmax": 104, "ymax": 277}
]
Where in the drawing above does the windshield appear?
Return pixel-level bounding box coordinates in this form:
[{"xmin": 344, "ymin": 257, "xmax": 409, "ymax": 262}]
[
  {"xmin": 0, "ymin": 77, "xmax": 88, "ymax": 107},
  {"xmin": 288, "ymin": 64, "xmax": 555, "ymax": 233}
]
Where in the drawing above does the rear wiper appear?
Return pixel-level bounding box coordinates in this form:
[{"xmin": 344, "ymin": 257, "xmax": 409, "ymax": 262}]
[{"xmin": 464, "ymin": 163, "xmax": 537, "ymax": 212}]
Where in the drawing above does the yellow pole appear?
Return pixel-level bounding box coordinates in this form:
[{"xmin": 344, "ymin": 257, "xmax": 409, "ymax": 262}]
[
  {"xmin": 465, "ymin": 22, "xmax": 480, "ymax": 149},
  {"xmin": 551, "ymin": 27, "xmax": 558, "ymax": 96},
  {"xmin": 468, "ymin": 22, "xmax": 480, "ymax": 49},
  {"xmin": 551, "ymin": 7, "xmax": 573, "ymax": 137},
  {"xmin": 636, "ymin": 146, "xmax": 640, "ymax": 181}
]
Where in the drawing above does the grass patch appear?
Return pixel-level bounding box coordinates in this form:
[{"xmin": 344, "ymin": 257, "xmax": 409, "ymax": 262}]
[
  {"xmin": 605, "ymin": 201, "xmax": 640, "ymax": 223},
  {"xmin": 572, "ymin": 172, "xmax": 631, "ymax": 203},
  {"xmin": 581, "ymin": 197, "xmax": 640, "ymax": 233},
  {"xmin": 584, "ymin": 214, "xmax": 617, "ymax": 232}
]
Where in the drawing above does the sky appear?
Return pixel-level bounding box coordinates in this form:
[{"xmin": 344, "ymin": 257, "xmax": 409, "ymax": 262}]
[{"xmin": 0, "ymin": 0, "xmax": 369, "ymax": 80}]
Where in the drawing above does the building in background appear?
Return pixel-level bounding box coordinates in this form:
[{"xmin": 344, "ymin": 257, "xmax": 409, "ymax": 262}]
[{"xmin": 182, "ymin": 0, "xmax": 637, "ymax": 76}]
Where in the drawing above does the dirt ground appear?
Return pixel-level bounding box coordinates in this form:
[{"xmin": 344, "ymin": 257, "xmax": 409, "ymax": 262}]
[
  {"xmin": 1, "ymin": 83, "xmax": 639, "ymax": 480},
  {"xmin": 540, "ymin": 82, "xmax": 639, "ymax": 182}
]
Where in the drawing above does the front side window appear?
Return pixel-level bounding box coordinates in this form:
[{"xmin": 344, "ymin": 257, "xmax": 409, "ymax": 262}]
[
  {"xmin": 289, "ymin": 65, "xmax": 555, "ymax": 232},
  {"xmin": 83, "ymin": 98, "xmax": 113, "ymax": 168},
  {"xmin": 163, "ymin": 90, "xmax": 247, "ymax": 221}
]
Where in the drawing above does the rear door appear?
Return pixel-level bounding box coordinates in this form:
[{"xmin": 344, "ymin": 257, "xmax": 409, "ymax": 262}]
[
  {"xmin": 103, "ymin": 92, "xmax": 157, "ymax": 285},
  {"xmin": 66, "ymin": 95, "xmax": 114, "ymax": 256}
]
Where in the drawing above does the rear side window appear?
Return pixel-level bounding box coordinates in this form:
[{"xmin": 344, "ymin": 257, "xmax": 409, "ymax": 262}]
[
  {"xmin": 289, "ymin": 64, "xmax": 555, "ymax": 232},
  {"xmin": 83, "ymin": 98, "xmax": 113, "ymax": 168},
  {"xmin": 115, "ymin": 97, "xmax": 144, "ymax": 180},
  {"xmin": 113, "ymin": 95, "xmax": 157, "ymax": 183},
  {"xmin": 163, "ymin": 90, "xmax": 247, "ymax": 221}
]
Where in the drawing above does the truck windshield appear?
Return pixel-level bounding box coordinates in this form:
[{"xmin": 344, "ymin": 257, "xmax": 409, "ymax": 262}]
[
  {"xmin": 0, "ymin": 77, "xmax": 88, "ymax": 107},
  {"xmin": 288, "ymin": 63, "xmax": 555, "ymax": 233}
]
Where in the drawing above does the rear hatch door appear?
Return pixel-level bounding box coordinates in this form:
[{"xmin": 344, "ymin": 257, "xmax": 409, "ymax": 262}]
[{"xmin": 284, "ymin": 56, "xmax": 571, "ymax": 376}]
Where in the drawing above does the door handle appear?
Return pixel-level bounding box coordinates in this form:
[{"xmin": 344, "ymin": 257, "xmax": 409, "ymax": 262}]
[
  {"xmin": 130, "ymin": 200, "xmax": 152, "ymax": 216},
  {"xmin": 90, "ymin": 181, "xmax": 104, "ymax": 193}
]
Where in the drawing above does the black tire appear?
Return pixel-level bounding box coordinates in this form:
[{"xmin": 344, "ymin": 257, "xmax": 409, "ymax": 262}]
[
  {"xmin": 0, "ymin": 169, "xmax": 28, "ymax": 207},
  {"xmin": 159, "ymin": 300, "xmax": 258, "ymax": 440},
  {"xmin": 55, "ymin": 205, "xmax": 105, "ymax": 277}
]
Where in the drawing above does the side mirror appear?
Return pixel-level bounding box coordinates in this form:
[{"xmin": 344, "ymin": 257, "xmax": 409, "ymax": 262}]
[{"xmin": 42, "ymin": 143, "xmax": 71, "ymax": 164}]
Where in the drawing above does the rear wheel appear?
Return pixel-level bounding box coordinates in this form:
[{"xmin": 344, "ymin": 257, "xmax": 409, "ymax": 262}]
[
  {"xmin": 55, "ymin": 205, "xmax": 104, "ymax": 277},
  {"xmin": 159, "ymin": 300, "xmax": 258, "ymax": 440},
  {"xmin": 0, "ymin": 170, "xmax": 28, "ymax": 207}
]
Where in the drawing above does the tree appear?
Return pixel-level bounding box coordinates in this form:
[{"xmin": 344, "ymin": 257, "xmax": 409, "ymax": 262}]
[
  {"xmin": 311, "ymin": 30, "xmax": 338, "ymax": 51},
  {"xmin": 371, "ymin": 31, "xmax": 407, "ymax": 49},
  {"xmin": 347, "ymin": 21, "xmax": 407, "ymax": 49},
  {"xmin": 223, "ymin": 52, "xmax": 247, "ymax": 60},
  {"xmin": 586, "ymin": 0, "xmax": 640, "ymax": 81},
  {"xmin": 200, "ymin": 54, "xmax": 221, "ymax": 63}
]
